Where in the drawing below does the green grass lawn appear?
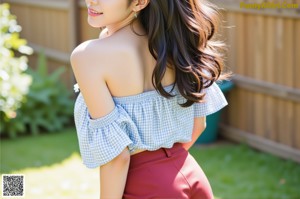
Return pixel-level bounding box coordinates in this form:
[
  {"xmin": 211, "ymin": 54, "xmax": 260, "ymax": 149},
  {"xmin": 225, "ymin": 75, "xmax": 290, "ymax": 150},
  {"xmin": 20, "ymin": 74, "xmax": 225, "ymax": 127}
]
[
  {"xmin": 189, "ymin": 145, "xmax": 300, "ymax": 199},
  {"xmin": 1, "ymin": 128, "xmax": 300, "ymax": 199}
]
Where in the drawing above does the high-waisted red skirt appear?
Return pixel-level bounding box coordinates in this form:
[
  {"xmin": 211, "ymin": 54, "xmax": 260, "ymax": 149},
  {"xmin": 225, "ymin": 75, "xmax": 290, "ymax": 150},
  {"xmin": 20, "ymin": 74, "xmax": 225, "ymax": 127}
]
[{"xmin": 123, "ymin": 143, "xmax": 214, "ymax": 199}]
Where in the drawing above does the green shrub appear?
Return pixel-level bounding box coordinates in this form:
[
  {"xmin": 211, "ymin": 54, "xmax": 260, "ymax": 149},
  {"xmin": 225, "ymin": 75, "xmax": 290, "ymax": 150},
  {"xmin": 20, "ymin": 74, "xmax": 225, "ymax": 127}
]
[
  {"xmin": 11, "ymin": 53, "xmax": 73, "ymax": 138},
  {"xmin": 19, "ymin": 52, "xmax": 74, "ymax": 135},
  {"xmin": 1, "ymin": 51, "xmax": 74, "ymax": 138},
  {"xmin": 1, "ymin": 4, "xmax": 74, "ymax": 138},
  {"xmin": 0, "ymin": 3, "xmax": 33, "ymax": 135}
]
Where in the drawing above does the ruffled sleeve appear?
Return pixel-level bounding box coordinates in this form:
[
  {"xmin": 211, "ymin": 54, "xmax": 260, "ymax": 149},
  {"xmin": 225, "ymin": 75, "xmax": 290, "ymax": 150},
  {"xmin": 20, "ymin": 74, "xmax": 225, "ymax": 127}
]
[
  {"xmin": 193, "ymin": 82, "xmax": 228, "ymax": 117},
  {"xmin": 74, "ymin": 94, "xmax": 135, "ymax": 168}
]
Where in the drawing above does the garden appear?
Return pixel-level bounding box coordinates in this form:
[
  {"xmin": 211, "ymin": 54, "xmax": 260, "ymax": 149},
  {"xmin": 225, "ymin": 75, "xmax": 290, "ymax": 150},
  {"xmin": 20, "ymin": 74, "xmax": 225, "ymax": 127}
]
[{"xmin": 1, "ymin": 3, "xmax": 300, "ymax": 199}]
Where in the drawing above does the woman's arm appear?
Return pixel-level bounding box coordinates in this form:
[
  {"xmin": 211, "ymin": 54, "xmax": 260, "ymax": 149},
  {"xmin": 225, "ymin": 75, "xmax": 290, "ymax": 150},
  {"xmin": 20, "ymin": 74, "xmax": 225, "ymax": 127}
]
[
  {"xmin": 100, "ymin": 148, "xmax": 130, "ymax": 198},
  {"xmin": 182, "ymin": 117, "xmax": 206, "ymax": 150},
  {"xmin": 71, "ymin": 41, "xmax": 130, "ymax": 198}
]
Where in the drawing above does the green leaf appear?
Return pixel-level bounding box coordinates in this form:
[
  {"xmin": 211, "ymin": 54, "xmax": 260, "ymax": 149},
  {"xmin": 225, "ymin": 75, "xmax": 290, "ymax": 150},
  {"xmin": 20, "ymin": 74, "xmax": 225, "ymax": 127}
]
[
  {"xmin": 37, "ymin": 51, "xmax": 48, "ymax": 77},
  {"xmin": 48, "ymin": 67, "xmax": 66, "ymax": 82}
]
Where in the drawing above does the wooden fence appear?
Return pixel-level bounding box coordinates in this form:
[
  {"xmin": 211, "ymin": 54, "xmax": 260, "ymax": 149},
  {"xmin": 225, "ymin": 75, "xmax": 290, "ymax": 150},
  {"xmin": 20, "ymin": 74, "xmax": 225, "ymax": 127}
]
[
  {"xmin": 212, "ymin": 0, "xmax": 300, "ymax": 162},
  {"xmin": 4, "ymin": 0, "xmax": 99, "ymax": 87},
  {"xmin": 5, "ymin": 0, "xmax": 300, "ymax": 162}
]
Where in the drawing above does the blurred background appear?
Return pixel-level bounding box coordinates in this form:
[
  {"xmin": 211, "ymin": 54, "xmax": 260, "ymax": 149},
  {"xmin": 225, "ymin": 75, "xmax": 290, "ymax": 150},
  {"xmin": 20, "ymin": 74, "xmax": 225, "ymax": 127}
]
[{"xmin": 1, "ymin": 0, "xmax": 300, "ymax": 198}]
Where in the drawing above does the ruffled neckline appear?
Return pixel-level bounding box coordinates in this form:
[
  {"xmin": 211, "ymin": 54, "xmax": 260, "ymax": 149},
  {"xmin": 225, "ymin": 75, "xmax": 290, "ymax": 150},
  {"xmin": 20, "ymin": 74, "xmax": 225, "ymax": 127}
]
[{"xmin": 74, "ymin": 83, "xmax": 178, "ymax": 104}]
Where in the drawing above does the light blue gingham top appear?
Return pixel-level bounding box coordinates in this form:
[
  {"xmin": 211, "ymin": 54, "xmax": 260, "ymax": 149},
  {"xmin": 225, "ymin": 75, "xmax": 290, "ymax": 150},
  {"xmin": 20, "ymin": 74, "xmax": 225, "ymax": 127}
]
[{"xmin": 74, "ymin": 82, "xmax": 228, "ymax": 168}]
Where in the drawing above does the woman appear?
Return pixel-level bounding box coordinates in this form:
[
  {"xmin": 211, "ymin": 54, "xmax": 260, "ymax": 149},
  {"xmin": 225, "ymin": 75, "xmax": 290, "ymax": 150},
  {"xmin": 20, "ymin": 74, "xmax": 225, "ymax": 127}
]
[{"xmin": 71, "ymin": 0, "xmax": 229, "ymax": 198}]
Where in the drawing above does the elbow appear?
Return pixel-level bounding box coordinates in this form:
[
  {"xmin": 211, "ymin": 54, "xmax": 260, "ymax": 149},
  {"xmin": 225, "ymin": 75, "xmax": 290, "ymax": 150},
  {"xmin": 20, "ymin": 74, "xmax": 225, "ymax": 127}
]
[
  {"xmin": 202, "ymin": 121, "xmax": 207, "ymax": 132},
  {"xmin": 193, "ymin": 117, "xmax": 206, "ymax": 138},
  {"xmin": 101, "ymin": 148, "xmax": 130, "ymax": 171},
  {"xmin": 200, "ymin": 117, "xmax": 207, "ymax": 133},
  {"xmin": 112, "ymin": 148, "xmax": 130, "ymax": 166}
]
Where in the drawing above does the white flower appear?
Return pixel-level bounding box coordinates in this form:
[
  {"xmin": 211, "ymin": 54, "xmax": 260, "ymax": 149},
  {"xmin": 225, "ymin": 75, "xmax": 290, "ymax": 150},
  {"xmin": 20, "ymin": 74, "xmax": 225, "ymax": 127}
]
[{"xmin": 73, "ymin": 83, "xmax": 79, "ymax": 93}]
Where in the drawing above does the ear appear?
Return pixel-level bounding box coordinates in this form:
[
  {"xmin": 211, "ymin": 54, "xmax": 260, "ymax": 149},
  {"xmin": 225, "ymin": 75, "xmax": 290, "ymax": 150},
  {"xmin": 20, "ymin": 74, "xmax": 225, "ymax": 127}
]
[{"xmin": 131, "ymin": 0, "xmax": 150, "ymax": 12}]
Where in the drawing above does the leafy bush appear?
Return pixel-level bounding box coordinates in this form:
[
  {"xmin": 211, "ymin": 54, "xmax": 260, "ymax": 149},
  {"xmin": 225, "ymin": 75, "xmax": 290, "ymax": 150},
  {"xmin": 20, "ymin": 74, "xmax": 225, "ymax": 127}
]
[
  {"xmin": 0, "ymin": 3, "xmax": 32, "ymax": 135},
  {"xmin": 1, "ymin": 52, "xmax": 74, "ymax": 138},
  {"xmin": 0, "ymin": 3, "xmax": 33, "ymax": 133},
  {"xmin": 18, "ymin": 52, "xmax": 74, "ymax": 135},
  {"xmin": 0, "ymin": 4, "xmax": 74, "ymax": 138}
]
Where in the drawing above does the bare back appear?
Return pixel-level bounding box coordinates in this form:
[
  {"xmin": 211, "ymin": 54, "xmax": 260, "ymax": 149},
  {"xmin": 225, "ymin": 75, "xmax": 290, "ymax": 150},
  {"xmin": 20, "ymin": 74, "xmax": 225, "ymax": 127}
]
[{"xmin": 100, "ymin": 25, "xmax": 176, "ymax": 98}]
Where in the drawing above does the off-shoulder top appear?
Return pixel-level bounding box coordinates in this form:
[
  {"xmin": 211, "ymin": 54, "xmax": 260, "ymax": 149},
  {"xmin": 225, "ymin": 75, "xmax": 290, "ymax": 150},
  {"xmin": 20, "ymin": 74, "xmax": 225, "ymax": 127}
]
[{"xmin": 74, "ymin": 83, "xmax": 228, "ymax": 168}]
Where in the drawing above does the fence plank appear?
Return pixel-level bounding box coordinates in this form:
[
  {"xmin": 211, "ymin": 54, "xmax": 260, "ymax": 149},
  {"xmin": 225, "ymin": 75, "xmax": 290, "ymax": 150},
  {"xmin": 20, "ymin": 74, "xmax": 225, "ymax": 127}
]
[
  {"xmin": 68, "ymin": 0, "xmax": 79, "ymax": 50},
  {"xmin": 245, "ymin": 14, "xmax": 254, "ymax": 78},
  {"xmin": 265, "ymin": 95, "xmax": 277, "ymax": 141},
  {"xmin": 295, "ymin": 20, "xmax": 300, "ymax": 89},
  {"xmin": 295, "ymin": 104, "xmax": 300, "ymax": 148},
  {"xmin": 285, "ymin": 18, "xmax": 295, "ymax": 146},
  {"xmin": 277, "ymin": 99, "xmax": 294, "ymax": 146},
  {"xmin": 5, "ymin": 0, "xmax": 69, "ymax": 10},
  {"xmin": 240, "ymin": 90, "xmax": 248, "ymax": 131},
  {"xmin": 227, "ymin": 89, "xmax": 239, "ymax": 128},
  {"xmin": 276, "ymin": 17, "xmax": 294, "ymax": 146},
  {"xmin": 244, "ymin": 14, "xmax": 255, "ymax": 135},
  {"xmin": 220, "ymin": 124, "xmax": 300, "ymax": 163},
  {"xmin": 29, "ymin": 43, "xmax": 70, "ymax": 63},
  {"xmin": 233, "ymin": 75, "xmax": 300, "ymax": 103},
  {"xmin": 245, "ymin": 90, "xmax": 255, "ymax": 134},
  {"xmin": 265, "ymin": 17, "xmax": 276, "ymax": 83},
  {"xmin": 295, "ymin": 0, "xmax": 300, "ymax": 149},
  {"xmin": 275, "ymin": 17, "xmax": 284, "ymax": 85},
  {"xmin": 274, "ymin": 16, "xmax": 282, "ymax": 143},
  {"xmin": 253, "ymin": 15, "xmax": 265, "ymax": 138},
  {"xmin": 283, "ymin": 18, "xmax": 294, "ymax": 88},
  {"xmin": 264, "ymin": 16, "xmax": 277, "ymax": 141},
  {"xmin": 235, "ymin": 13, "xmax": 246, "ymax": 76},
  {"xmin": 253, "ymin": 15, "xmax": 265, "ymax": 81},
  {"xmin": 253, "ymin": 92, "xmax": 265, "ymax": 137},
  {"xmin": 225, "ymin": 12, "xmax": 237, "ymax": 72}
]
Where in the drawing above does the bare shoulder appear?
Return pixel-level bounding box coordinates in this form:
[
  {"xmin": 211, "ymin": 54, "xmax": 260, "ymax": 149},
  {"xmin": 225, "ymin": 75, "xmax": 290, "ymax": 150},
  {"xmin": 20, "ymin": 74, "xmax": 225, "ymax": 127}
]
[
  {"xmin": 70, "ymin": 39, "xmax": 96, "ymax": 65},
  {"xmin": 70, "ymin": 36, "xmax": 138, "ymax": 80},
  {"xmin": 70, "ymin": 29, "xmax": 144, "ymax": 99},
  {"xmin": 70, "ymin": 37, "xmax": 138, "ymax": 118}
]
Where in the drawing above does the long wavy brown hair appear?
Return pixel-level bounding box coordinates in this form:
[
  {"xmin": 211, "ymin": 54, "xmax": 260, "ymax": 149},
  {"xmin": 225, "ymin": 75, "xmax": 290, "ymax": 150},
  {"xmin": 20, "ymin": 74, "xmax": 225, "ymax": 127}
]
[{"xmin": 131, "ymin": 0, "xmax": 229, "ymax": 107}]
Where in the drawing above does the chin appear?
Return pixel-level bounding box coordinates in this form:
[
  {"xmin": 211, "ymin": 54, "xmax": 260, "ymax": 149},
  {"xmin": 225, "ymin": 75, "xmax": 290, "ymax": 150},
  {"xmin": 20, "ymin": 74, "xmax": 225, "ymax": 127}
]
[{"xmin": 87, "ymin": 18, "xmax": 104, "ymax": 28}]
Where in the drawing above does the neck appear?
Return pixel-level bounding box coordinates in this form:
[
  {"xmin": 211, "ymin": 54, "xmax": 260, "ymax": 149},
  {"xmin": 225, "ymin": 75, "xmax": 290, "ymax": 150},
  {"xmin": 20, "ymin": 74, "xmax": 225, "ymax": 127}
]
[{"xmin": 106, "ymin": 12, "xmax": 136, "ymax": 36}]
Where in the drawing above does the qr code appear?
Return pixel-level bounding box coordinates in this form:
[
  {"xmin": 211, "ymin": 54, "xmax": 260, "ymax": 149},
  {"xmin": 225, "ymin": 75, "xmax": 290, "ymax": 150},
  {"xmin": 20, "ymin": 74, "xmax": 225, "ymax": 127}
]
[{"xmin": 2, "ymin": 174, "xmax": 25, "ymax": 197}]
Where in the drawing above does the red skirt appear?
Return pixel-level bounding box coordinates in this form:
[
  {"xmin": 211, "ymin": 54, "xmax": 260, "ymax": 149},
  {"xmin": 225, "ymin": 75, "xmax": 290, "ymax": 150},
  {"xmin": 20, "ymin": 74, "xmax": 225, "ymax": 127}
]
[{"xmin": 123, "ymin": 143, "xmax": 214, "ymax": 199}]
